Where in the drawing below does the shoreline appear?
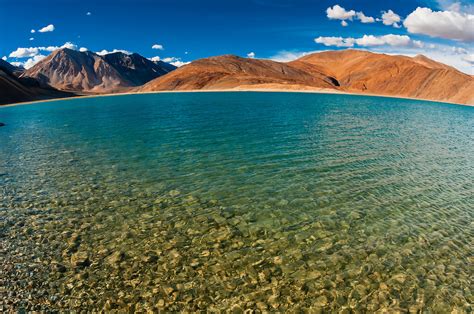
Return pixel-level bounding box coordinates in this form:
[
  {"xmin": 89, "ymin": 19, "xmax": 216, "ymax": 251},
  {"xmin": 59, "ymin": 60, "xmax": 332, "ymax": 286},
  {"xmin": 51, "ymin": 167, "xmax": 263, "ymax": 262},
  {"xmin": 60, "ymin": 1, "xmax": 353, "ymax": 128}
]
[{"xmin": 1, "ymin": 88, "xmax": 472, "ymax": 108}]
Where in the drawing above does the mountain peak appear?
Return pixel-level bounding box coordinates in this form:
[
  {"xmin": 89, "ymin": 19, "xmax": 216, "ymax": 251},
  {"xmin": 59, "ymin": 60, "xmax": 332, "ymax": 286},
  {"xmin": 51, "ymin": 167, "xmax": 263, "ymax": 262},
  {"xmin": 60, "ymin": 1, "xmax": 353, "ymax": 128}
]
[{"xmin": 22, "ymin": 49, "xmax": 177, "ymax": 92}]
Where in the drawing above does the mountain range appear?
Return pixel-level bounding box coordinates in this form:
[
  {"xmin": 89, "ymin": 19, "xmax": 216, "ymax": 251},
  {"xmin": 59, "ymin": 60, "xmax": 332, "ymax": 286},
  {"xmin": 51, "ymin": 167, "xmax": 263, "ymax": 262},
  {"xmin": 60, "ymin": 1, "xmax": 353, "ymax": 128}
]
[
  {"xmin": 1, "ymin": 49, "xmax": 473, "ymax": 105},
  {"xmin": 21, "ymin": 48, "xmax": 176, "ymax": 93},
  {"xmin": 139, "ymin": 50, "xmax": 473, "ymax": 105},
  {"xmin": 0, "ymin": 59, "xmax": 73, "ymax": 105}
]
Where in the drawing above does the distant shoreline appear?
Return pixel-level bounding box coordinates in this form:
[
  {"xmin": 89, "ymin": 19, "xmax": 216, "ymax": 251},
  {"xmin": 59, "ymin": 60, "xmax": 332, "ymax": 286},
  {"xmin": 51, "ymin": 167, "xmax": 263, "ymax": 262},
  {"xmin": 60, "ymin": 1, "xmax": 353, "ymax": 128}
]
[{"xmin": 1, "ymin": 88, "xmax": 472, "ymax": 108}]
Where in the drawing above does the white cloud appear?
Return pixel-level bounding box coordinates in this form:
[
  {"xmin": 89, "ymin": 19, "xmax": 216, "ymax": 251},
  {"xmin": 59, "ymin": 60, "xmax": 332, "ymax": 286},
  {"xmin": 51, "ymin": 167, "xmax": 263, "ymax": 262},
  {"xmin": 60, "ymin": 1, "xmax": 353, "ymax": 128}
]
[
  {"xmin": 9, "ymin": 42, "xmax": 78, "ymax": 58},
  {"xmin": 356, "ymin": 12, "xmax": 375, "ymax": 23},
  {"xmin": 170, "ymin": 61, "xmax": 190, "ymax": 67},
  {"xmin": 86, "ymin": 12, "xmax": 92, "ymax": 16},
  {"xmin": 30, "ymin": 29, "xmax": 35, "ymax": 34},
  {"xmin": 152, "ymin": 44, "xmax": 164, "ymax": 50},
  {"xmin": 270, "ymin": 50, "xmax": 318, "ymax": 62},
  {"xmin": 463, "ymin": 53, "xmax": 474, "ymax": 64},
  {"xmin": 9, "ymin": 47, "xmax": 40, "ymax": 58},
  {"xmin": 23, "ymin": 55, "xmax": 47, "ymax": 69},
  {"xmin": 413, "ymin": 40, "xmax": 425, "ymax": 48},
  {"xmin": 149, "ymin": 56, "xmax": 161, "ymax": 62},
  {"xmin": 326, "ymin": 5, "xmax": 356, "ymax": 20},
  {"xmin": 43, "ymin": 42, "xmax": 78, "ymax": 52},
  {"xmin": 12, "ymin": 55, "xmax": 47, "ymax": 69},
  {"xmin": 326, "ymin": 5, "xmax": 375, "ymax": 25},
  {"xmin": 2, "ymin": 56, "xmax": 7, "ymax": 61},
  {"xmin": 435, "ymin": 0, "xmax": 474, "ymax": 14},
  {"xmin": 381, "ymin": 10, "xmax": 401, "ymax": 28},
  {"xmin": 162, "ymin": 57, "xmax": 190, "ymax": 67},
  {"xmin": 404, "ymin": 7, "xmax": 474, "ymax": 41},
  {"xmin": 247, "ymin": 52, "xmax": 256, "ymax": 58},
  {"xmin": 358, "ymin": 34, "xmax": 412, "ymax": 46},
  {"xmin": 79, "ymin": 47, "xmax": 88, "ymax": 52},
  {"xmin": 452, "ymin": 46, "xmax": 467, "ymax": 54},
  {"xmin": 38, "ymin": 24, "xmax": 55, "ymax": 33},
  {"xmin": 315, "ymin": 36, "xmax": 356, "ymax": 47},
  {"xmin": 315, "ymin": 34, "xmax": 416, "ymax": 48},
  {"xmin": 29, "ymin": 37, "xmax": 34, "ymax": 41},
  {"xmin": 96, "ymin": 49, "xmax": 131, "ymax": 56}
]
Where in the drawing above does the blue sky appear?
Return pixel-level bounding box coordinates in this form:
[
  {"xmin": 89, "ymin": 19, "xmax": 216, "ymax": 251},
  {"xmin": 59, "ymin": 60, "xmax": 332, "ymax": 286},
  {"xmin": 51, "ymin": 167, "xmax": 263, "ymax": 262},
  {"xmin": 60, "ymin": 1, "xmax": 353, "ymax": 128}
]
[{"xmin": 1, "ymin": 0, "xmax": 473, "ymax": 73}]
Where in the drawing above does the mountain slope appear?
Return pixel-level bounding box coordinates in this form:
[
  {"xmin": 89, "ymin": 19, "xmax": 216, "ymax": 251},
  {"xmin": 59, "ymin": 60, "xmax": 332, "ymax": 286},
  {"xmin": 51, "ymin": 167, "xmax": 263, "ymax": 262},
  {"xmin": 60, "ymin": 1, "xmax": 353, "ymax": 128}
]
[
  {"xmin": 140, "ymin": 50, "xmax": 473, "ymax": 105},
  {"xmin": 292, "ymin": 50, "xmax": 473, "ymax": 105},
  {"xmin": 22, "ymin": 49, "xmax": 176, "ymax": 93},
  {"xmin": 138, "ymin": 55, "xmax": 340, "ymax": 91},
  {"xmin": 0, "ymin": 62, "xmax": 73, "ymax": 105},
  {"xmin": 0, "ymin": 59, "xmax": 19, "ymax": 74},
  {"xmin": 103, "ymin": 52, "xmax": 176, "ymax": 86}
]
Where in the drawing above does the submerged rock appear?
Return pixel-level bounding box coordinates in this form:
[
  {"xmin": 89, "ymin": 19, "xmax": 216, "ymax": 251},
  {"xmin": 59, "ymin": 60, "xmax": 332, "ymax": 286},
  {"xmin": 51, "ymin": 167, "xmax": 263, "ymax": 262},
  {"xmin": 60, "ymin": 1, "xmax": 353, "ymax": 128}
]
[
  {"xmin": 106, "ymin": 251, "xmax": 126, "ymax": 267},
  {"xmin": 70, "ymin": 251, "xmax": 90, "ymax": 268}
]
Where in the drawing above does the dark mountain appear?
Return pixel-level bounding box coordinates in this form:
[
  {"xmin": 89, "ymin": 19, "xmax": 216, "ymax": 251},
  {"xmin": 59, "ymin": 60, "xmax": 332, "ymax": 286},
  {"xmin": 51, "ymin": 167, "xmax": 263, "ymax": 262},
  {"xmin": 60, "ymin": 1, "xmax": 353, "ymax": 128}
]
[
  {"xmin": 103, "ymin": 52, "xmax": 177, "ymax": 86},
  {"xmin": 0, "ymin": 59, "xmax": 18, "ymax": 73},
  {"xmin": 22, "ymin": 48, "xmax": 177, "ymax": 93},
  {"xmin": 0, "ymin": 62, "xmax": 73, "ymax": 106}
]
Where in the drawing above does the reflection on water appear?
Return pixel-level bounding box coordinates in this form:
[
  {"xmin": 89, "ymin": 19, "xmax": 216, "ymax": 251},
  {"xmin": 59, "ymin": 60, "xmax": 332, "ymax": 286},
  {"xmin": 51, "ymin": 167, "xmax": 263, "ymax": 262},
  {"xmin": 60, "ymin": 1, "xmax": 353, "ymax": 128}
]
[{"xmin": 0, "ymin": 92, "xmax": 473, "ymax": 311}]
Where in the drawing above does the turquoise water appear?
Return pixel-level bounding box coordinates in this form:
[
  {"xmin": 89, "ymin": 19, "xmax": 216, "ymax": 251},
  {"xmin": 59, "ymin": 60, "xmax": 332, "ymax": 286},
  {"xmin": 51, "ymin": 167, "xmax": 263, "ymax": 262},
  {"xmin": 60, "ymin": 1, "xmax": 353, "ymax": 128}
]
[{"xmin": 0, "ymin": 92, "xmax": 473, "ymax": 311}]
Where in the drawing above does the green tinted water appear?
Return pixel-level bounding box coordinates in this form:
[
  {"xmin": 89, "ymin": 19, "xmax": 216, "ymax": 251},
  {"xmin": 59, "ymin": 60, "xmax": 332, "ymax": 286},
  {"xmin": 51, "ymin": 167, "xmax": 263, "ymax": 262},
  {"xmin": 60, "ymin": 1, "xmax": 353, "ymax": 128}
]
[{"xmin": 0, "ymin": 92, "xmax": 472, "ymax": 311}]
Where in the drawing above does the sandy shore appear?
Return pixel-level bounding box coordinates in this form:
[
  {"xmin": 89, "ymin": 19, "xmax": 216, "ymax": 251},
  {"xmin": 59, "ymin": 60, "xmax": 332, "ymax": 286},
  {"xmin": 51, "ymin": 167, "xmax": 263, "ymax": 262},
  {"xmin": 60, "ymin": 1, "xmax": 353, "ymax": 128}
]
[{"xmin": 1, "ymin": 88, "xmax": 472, "ymax": 108}]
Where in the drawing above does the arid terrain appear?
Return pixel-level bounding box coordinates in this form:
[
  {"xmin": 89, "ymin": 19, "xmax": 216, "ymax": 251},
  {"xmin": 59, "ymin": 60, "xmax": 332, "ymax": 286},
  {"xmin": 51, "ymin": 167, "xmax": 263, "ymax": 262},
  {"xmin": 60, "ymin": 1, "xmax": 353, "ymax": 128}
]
[{"xmin": 1, "ymin": 49, "xmax": 473, "ymax": 105}]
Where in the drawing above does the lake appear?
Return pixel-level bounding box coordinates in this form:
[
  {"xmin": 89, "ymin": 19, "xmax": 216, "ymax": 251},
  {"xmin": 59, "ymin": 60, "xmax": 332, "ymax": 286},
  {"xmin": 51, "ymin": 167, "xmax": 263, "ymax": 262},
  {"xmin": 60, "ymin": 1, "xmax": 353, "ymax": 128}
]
[{"xmin": 1, "ymin": 92, "xmax": 472, "ymax": 311}]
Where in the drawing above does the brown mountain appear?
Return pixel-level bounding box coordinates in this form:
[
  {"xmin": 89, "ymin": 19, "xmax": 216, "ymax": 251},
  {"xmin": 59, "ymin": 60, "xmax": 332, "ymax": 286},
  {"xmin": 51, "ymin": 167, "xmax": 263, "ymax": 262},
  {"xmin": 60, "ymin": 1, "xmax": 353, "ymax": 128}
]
[
  {"xmin": 103, "ymin": 52, "xmax": 176, "ymax": 86},
  {"xmin": 140, "ymin": 50, "xmax": 474, "ymax": 105},
  {"xmin": 137, "ymin": 55, "xmax": 340, "ymax": 91},
  {"xmin": 0, "ymin": 61, "xmax": 73, "ymax": 106},
  {"xmin": 291, "ymin": 50, "xmax": 473, "ymax": 105},
  {"xmin": 22, "ymin": 48, "xmax": 176, "ymax": 93}
]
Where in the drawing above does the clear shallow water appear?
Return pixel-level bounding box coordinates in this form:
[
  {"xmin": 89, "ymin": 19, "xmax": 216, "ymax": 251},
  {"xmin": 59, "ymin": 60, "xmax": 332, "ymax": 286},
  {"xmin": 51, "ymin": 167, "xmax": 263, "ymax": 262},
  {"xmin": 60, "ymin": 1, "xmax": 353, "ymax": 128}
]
[{"xmin": 0, "ymin": 92, "xmax": 473, "ymax": 311}]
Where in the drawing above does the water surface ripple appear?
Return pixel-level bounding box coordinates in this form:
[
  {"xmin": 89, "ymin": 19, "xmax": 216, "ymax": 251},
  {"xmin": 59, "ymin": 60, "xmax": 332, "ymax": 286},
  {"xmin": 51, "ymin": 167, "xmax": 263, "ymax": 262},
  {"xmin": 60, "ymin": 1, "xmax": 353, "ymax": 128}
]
[{"xmin": 0, "ymin": 92, "xmax": 473, "ymax": 311}]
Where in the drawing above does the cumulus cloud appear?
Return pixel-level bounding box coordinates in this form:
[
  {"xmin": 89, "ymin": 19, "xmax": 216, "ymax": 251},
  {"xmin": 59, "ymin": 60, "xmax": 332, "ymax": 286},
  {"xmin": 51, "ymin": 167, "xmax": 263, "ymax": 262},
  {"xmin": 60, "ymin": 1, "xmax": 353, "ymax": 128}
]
[
  {"xmin": 9, "ymin": 42, "xmax": 78, "ymax": 58},
  {"xmin": 315, "ymin": 34, "xmax": 416, "ymax": 48},
  {"xmin": 315, "ymin": 36, "xmax": 355, "ymax": 47},
  {"xmin": 152, "ymin": 44, "xmax": 164, "ymax": 50},
  {"xmin": 86, "ymin": 12, "xmax": 92, "ymax": 16},
  {"xmin": 30, "ymin": 29, "xmax": 35, "ymax": 33},
  {"xmin": 9, "ymin": 47, "xmax": 40, "ymax": 58},
  {"xmin": 404, "ymin": 7, "xmax": 474, "ymax": 41},
  {"xmin": 79, "ymin": 47, "xmax": 88, "ymax": 52},
  {"xmin": 12, "ymin": 55, "xmax": 47, "ymax": 69},
  {"xmin": 270, "ymin": 50, "xmax": 318, "ymax": 62},
  {"xmin": 29, "ymin": 37, "xmax": 34, "ymax": 41},
  {"xmin": 435, "ymin": 0, "xmax": 474, "ymax": 14},
  {"xmin": 96, "ymin": 49, "xmax": 131, "ymax": 56},
  {"xmin": 356, "ymin": 12, "xmax": 375, "ymax": 23},
  {"xmin": 2, "ymin": 56, "xmax": 7, "ymax": 61},
  {"xmin": 38, "ymin": 24, "xmax": 55, "ymax": 33},
  {"xmin": 326, "ymin": 5, "xmax": 356, "ymax": 20},
  {"xmin": 162, "ymin": 57, "xmax": 190, "ymax": 67},
  {"xmin": 358, "ymin": 34, "xmax": 411, "ymax": 46},
  {"xmin": 326, "ymin": 5, "xmax": 375, "ymax": 25},
  {"xmin": 247, "ymin": 52, "xmax": 256, "ymax": 58},
  {"xmin": 43, "ymin": 42, "xmax": 78, "ymax": 52},
  {"xmin": 23, "ymin": 55, "xmax": 47, "ymax": 69},
  {"xmin": 463, "ymin": 53, "xmax": 474, "ymax": 64},
  {"xmin": 381, "ymin": 10, "xmax": 401, "ymax": 28},
  {"xmin": 149, "ymin": 56, "xmax": 161, "ymax": 62}
]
